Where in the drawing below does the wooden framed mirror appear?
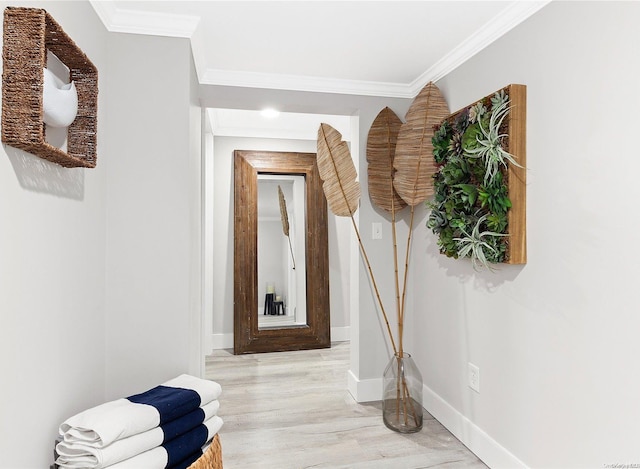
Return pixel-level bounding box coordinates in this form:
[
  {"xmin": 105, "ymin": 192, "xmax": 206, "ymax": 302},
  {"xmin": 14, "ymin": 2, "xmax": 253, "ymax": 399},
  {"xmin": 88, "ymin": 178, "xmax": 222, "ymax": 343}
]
[{"xmin": 234, "ymin": 150, "xmax": 330, "ymax": 354}]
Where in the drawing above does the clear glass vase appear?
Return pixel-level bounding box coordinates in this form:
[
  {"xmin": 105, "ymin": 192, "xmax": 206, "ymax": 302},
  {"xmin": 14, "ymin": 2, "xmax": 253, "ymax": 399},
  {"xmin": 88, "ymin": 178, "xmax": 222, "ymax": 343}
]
[{"xmin": 382, "ymin": 352, "xmax": 423, "ymax": 433}]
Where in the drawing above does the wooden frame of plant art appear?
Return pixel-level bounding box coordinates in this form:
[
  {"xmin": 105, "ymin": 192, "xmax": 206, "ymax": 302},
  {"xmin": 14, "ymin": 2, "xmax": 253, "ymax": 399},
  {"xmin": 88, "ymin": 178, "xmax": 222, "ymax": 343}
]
[{"xmin": 427, "ymin": 84, "xmax": 526, "ymax": 269}]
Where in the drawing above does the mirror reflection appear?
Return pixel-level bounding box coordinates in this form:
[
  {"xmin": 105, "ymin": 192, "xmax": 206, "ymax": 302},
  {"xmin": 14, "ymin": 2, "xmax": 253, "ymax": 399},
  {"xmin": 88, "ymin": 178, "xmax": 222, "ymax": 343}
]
[
  {"xmin": 257, "ymin": 175, "xmax": 307, "ymax": 329},
  {"xmin": 233, "ymin": 149, "xmax": 329, "ymax": 354}
]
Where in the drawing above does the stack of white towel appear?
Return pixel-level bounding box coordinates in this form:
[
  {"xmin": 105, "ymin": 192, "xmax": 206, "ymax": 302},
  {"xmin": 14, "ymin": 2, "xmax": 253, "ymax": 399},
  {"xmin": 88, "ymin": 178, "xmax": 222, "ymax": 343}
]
[{"xmin": 55, "ymin": 375, "xmax": 223, "ymax": 469}]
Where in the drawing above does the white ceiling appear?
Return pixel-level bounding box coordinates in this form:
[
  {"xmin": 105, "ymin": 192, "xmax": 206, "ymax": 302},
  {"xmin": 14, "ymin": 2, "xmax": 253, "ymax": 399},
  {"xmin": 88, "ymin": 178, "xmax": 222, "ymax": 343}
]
[
  {"xmin": 90, "ymin": 1, "xmax": 550, "ymax": 139},
  {"xmin": 90, "ymin": 1, "xmax": 550, "ymax": 99}
]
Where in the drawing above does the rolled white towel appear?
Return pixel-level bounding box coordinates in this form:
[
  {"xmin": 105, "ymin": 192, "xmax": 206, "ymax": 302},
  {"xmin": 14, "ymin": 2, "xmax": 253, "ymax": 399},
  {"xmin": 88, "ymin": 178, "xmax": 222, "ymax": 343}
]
[
  {"xmin": 59, "ymin": 375, "xmax": 222, "ymax": 448},
  {"xmin": 109, "ymin": 415, "xmax": 223, "ymax": 469},
  {"xmin": 61, "ymin": 399, "xmax": 157, "ymax": 449},
  {"xmin": 163, "ymin": 374, "xmax": 222, "ymax": 407},
  {"xmin": 56, "ymin": 400, "xmax": 220, "ymax": 469}
]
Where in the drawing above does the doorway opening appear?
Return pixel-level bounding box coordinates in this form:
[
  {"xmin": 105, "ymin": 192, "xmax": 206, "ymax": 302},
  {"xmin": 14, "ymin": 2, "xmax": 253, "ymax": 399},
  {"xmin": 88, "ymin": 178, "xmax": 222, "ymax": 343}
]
[{"xmin": 202, "ymin": 108, "xmax": 357, "ymax": 353}]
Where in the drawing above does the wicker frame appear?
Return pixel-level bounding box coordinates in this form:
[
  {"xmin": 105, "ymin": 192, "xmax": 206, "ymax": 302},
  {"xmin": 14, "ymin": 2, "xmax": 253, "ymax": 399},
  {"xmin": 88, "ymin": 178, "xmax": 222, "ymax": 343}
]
[
  {"xmin": 188, "ymin": 434, "xmax": 223, "ymax": 469},
  {"xmin": 2, "ymin": 7, "xmax": 98, "ymax": 168}
]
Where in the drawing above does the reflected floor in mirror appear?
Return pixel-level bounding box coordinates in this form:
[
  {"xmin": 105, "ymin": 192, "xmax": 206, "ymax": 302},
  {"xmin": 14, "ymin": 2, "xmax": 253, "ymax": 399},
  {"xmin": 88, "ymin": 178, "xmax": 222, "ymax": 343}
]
[
  {"xmin": 205, "ymin": 342, "xmax": 487, "ymax": 468},
  {"xmin": 257, "ymin": 314, "xmax": 303, "ymax": 329}
]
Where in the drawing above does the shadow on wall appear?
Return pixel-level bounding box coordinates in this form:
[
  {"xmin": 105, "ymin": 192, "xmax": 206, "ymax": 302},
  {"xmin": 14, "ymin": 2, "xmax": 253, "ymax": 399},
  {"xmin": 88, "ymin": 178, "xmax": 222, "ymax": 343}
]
[
  {"xmin": 421, "ymin": 224, "xmax": 524, "ymax": 291},
  {"xmin": 5, "ymin": 145, "xmax": 84, "ymax": 200}
]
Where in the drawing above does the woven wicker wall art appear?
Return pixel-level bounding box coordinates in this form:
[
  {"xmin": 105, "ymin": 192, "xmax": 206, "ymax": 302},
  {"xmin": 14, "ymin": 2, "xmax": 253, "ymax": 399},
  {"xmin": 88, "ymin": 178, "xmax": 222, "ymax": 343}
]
[{"xmin": 2, "ymin": 7, "xmax": 98, "ymax": 168}]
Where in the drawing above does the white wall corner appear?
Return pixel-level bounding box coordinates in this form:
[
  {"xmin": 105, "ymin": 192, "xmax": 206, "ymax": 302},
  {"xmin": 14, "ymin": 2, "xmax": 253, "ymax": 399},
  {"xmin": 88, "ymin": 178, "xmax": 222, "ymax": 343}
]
[{"xmin": 188, "ymin": 21, "xmax": 208, "ymax": 85}]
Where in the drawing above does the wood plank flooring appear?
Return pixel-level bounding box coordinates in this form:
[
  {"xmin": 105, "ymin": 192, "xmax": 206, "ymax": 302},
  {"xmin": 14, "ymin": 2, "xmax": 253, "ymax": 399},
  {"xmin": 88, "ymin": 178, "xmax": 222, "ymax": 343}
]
[{"xmin": 205, "ymin": 342, "xmax": 487, "ymax": 469}]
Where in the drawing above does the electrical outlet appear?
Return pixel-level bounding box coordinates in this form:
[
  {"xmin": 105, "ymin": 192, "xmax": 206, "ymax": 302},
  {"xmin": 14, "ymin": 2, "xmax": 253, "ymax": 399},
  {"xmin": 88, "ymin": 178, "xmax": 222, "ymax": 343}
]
[
  {"xmin": 468, "ymin": 363, "xmax": 480, "ymax": 393},
  {"xmin": 372, "ymin": 222, "xmax": 382, "ymax": 239}
]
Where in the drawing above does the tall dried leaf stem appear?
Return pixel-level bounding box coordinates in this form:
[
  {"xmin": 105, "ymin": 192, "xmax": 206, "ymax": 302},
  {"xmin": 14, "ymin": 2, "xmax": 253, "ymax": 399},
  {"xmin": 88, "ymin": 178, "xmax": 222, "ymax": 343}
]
[
  {"xmin": 319, "ymin": 125, "xmax": 397, "ymax": 355},
  {"xmin": 399, "ymin": 91, "xmax": 440, "ymax": 352},
  {"xmin": 376, "ymin": 111, "xmax": 416, "ymax": 424},
  {"xmin": 399, "ymin": 205, "xmax": 416, "ymax": 352},
  {"xmin": 278, "ymin": 185, "xmax": 296, "ymax": 269},
  {"xmin": 287, "ymin": 238, "xmax": 296, "ymax": 270},
  {"xmin": 367, "ymin": 109, "xmax": 418, "ymax": 423},
  {"xmin": 392, "ymin": 193, "xmax": 402, "ymax": 353},
  {"xmin": 387, "ymin": 116, "xmax": 403, "ymax": 356}
]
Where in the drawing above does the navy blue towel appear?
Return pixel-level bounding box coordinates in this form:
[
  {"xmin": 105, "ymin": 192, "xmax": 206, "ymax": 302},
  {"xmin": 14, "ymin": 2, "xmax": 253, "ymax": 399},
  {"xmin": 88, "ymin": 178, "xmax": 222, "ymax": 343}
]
[
  {"xmin": 165, "ymin": 423, "xmax": 209, "ymax": 468},
  {"xmin": 168, "ymin": 449, "xmax": 204, "ymax": 469},
  {"xmin": 127, "ymin": 385, "xmax": 201, "ymax": 425},
  {"xmin": 161, "ymin": 407, "xmax": 206, "ymax": 443}
]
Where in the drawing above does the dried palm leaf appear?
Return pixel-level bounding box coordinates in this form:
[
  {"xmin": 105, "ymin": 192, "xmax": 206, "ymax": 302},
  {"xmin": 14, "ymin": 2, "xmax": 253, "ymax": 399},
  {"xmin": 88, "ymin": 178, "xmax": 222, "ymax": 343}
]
[
  {"xmin": 316, "ymin": 122, "xmax": 397, "ymax": 355},
  {"xmin": 317, "ymin": 123, "xmax": 360, "ymax": 217},
  {"xmin": 393, "ymin": 82, "xmax": 449, "ymax": 206},
  {"xmin": 367, "ymin": 106, "xmax": 405, "ymax": 357},
  {"xmin": 367, "ymin": 107, "xmax": 406, "ymax": 213},
  {"xmin": 277, "ymin": 185, "xmax": 290, "ymax": 236},
  {"xmin": 278, "ymin": 185, "xmax": 295, "ymax": 269}
]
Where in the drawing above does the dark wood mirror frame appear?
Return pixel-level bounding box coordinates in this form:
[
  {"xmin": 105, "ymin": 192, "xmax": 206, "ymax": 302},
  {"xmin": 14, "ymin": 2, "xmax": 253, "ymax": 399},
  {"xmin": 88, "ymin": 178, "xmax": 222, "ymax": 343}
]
[{"xmin": 234, "ymin": 150, "xmax": 330, "ymax": 354}]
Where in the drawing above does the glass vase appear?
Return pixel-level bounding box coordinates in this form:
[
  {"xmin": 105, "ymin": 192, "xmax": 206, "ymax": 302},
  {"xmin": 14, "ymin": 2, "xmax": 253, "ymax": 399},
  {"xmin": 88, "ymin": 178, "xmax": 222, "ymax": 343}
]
[{"xmin": 382, "ymin": 352, "xmax": 423, "ymax": 433}]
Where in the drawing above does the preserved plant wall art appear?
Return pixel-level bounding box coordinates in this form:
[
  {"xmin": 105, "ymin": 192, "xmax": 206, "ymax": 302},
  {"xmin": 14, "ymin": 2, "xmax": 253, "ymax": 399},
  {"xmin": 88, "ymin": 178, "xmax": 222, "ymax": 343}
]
[{"xmin": 427, "ymin": 84, "xmax": 527, "ymax": 270}]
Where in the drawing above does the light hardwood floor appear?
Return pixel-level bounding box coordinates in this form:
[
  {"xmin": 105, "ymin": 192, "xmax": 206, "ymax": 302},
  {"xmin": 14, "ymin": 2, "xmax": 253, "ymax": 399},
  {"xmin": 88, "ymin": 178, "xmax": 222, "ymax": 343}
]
[{"xmin": 205, "ymin": 342, "xmax": 487, "ymax": 469}]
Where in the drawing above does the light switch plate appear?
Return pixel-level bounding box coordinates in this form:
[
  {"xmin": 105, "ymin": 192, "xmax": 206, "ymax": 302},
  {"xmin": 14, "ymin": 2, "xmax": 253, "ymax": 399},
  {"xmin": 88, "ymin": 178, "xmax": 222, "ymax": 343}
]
[{"xmin": 372, "ymin": 222, "xmax": 382, "ymax": 239}]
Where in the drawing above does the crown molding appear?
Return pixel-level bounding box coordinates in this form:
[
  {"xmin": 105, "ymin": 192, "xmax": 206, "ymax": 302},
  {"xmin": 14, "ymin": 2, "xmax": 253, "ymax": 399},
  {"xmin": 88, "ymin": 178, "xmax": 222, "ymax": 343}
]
[
  {"xmin": 409, "ymin": 0, "xmax": 551, "ymax": 94},
  {"xmin": 89, "ymin": 1, "xmax": 199, "ymax": 38},
  {"xmin": 91, "ymin": 0, "xmax": 551, "ymax": 98},
  {"xmin": 201, "ymin": 69, "xmax": 414, "ymax": 99}
]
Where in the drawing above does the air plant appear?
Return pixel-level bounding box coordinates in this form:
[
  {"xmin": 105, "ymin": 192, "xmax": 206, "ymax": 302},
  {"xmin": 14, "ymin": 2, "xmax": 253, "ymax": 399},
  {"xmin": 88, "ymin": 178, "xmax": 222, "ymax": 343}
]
[
  {"xmin": 454, "ymin": 215, "xmax": 508, "ymax": 271},
  {"xmin": 464, "ymin": 94, "xmax": 523, "ymax": 185}
]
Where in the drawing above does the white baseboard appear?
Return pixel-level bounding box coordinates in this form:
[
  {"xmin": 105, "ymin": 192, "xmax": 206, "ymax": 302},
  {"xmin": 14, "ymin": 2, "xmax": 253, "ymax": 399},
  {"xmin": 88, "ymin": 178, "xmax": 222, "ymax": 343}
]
[
  {"xmin": 210, "ymin": 333, "xmax": 234, "ymax": 351},
  {"xmin": 330, "ymin": 326, "xmax": 350, "ymax": 342},
  {"xmin": 421, "ymin": 383, "xmax": 528, "ymax": 469},
  {"xmin": 347, "ymin": 372, "xmax": 527, "ymax": 469},
  {"xmin": 208, "ymin": 326, "xmax": 351, "ymax": 352},
  {"xmin": 347, "ymin": 371, "xmax": 382, "ymax": 403}
]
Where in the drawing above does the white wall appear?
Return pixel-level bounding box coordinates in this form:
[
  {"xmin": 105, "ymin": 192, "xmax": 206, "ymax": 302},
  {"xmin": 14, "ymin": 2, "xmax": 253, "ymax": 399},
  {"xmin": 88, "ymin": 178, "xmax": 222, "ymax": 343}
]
[
  {"xmin": 104, "ymin": 32, "xmax": 201, "ymax": 399},
  {"xmin": 409, "ymin": 2, "xmax": 640, "ymax": 467},
  {"xmin": 0, "ymin": 2, "xmax": 108, "ymax": 467}
]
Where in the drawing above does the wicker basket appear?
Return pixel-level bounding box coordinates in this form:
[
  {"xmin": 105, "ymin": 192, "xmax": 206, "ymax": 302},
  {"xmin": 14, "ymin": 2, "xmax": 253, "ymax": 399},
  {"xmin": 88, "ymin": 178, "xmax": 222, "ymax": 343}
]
[{"xmin": 188, "ymin": 434, "xmax": 223, "ymax": 469}]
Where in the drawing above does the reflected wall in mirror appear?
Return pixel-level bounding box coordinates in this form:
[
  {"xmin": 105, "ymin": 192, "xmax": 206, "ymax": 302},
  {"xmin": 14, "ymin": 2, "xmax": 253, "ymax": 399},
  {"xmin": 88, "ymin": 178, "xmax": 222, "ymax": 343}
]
[
  {"xmin": 234, "ymin": 150, "xmax": 330, "ymax": 354},
  {"xmin": 257, "ymin": 175, "xmax": 307, "ymax": 329}
]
